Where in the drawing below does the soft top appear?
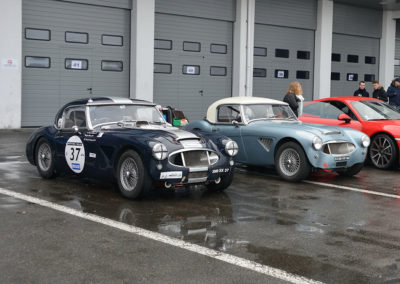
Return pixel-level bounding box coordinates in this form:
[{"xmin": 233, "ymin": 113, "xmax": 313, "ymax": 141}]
[{"xmin": 206, "ymin": 96, "xmax": 287, "ymax": 123}]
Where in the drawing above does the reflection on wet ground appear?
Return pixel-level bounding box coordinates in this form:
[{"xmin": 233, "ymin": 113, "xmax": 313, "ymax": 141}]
[{"xmin": 1, "ymin": 151, "xmax": 400, "ymax": 283}]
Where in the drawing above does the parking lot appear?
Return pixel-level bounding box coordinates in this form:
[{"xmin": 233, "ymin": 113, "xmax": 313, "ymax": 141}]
[{"xmin": 1, "ymin": 129, "xmax": 400, "ymax": 283}]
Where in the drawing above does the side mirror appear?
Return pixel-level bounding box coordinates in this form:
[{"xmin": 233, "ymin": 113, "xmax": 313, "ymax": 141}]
[
  {"xmin": 338, "ymin": 113, "xmax": 351, "ymax": 123},
  {"xmin": 232, "ymin": 120, "xmax": 239, "ymax": 127},
  {"xmin": 72, "ymin": 125, "xmax": 79, "ymax": 133}
]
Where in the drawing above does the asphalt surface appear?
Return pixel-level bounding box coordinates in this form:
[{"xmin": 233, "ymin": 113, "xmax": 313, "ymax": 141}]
[{"xmin": 1, "ymin": 129, "xmax": 400, "ymax": 283}]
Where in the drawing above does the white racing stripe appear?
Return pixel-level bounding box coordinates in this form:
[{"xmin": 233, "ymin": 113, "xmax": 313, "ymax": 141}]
[
  {"xmin": 0, "ymin": 187, "xmax": 323, "ymax": 284},
  {"xmin": 304, "ymin": 180, "xmax": 400, "ymax": 199}
]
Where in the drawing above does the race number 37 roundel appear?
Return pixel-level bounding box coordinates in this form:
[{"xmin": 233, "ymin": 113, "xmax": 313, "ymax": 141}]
[{"xmin": 65, "ymin": 136, "xmax": 85, "ymax": 173}]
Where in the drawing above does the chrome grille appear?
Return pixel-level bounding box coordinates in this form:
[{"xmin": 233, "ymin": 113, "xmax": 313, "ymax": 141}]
[
  {"xmin": 169, "ymin": 150, "xmax": 219, "ymax": 167},
  {"xmin": 322, "ymin": 142, "xmax": 355, "ymax": 155}
]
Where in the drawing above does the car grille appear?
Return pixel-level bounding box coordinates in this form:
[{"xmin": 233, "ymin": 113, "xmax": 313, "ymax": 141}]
[
  {"xmin": 188, "ymin": 171, "xmax": 208, "ymax": 180},
  {"xmin": 322, "ymin": 142, "xmax": 355, "ymax": 155},
  {"xmin": 169, "ymin": 150, "xmax": 219, "ymax": 167}
]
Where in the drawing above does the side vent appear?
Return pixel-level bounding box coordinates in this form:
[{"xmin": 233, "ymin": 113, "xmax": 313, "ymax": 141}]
[{"xmin": 258, "ymin": 138, "xmax": 273, "ymax": 152}]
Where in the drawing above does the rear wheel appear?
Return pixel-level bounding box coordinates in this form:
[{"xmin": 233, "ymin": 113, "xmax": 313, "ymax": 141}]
[
  {"xmin": 369, "ymin": 134, "xmax": 398, "ymax": 169},
  {"xmin": 275, "ymin": 142, "xmax": 310, "ymax": 182},
  {"xmin": 35, "ymin": 138, "xmax": 55, "ymax": 179},
  {"xmin": 337, "ymin": 163, "xmax": 364, "ymax": 177},
  {"xmin": 206, "ymin": 172, "xmax": 233, "ymax": 192},
  {"xmin": 116, "ymin": 150, "xmax": 152, "ymax": 199}
]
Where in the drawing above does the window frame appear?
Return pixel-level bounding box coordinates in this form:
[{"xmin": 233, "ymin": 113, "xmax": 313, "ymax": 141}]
[
  {"xmin": 216, "ymin": 104, "xmax": 243, "ymax": 124},
  {"xmin": 182, "ymin": 65, "xmax": 200, "ymax": 75},
  {"xmin": 154, "ymin": 63, "xmax": 172, "ymax": 74},
  {"xmin": 346, "ymin": 73, "xmax": 358, "ymax": 81},
  {"xmin": 61, "ymin": 106, "xmax": 88, "ymax": 130},
  {"xmin": 296, "ymin": 70, "xmax": 310, "ymax": 79},
  {"xmin": 274, "ymin": 69, "xmax": 289, "ymax": 79},
  {"xmin": 101, "ymin": 34, "xmax": 123, "ymax": 46},
  {"xmin": 365, "ymin": 56, "xmax": 376, "ymax": 65},
  {"xmin": 183, "ymin": 41, "xmax": 201, "ymax": 52},
  {"xmin": 210, "ymin": 43, "xmax": 227, "ymax": 54},
  {"xmin": 155, "ymin": 39, "xmax": 173, "ymax": 50},
  {"xmin": 331, "ymin": 72, "xmax": 341, "ymax": 81},
  {"xmin": 65, "ymin": 31, "xmax": 89, "ymax": 44},
  {"xmin": 347, "ymin": 54, "xmax": 359, "ymax": 63},
  {"xmin": 210, "ymin": 66, "xmax": 227, "ymax": 77},
  {"xmin": 24, "ymin": 56, "xmax": 51, "ymax": 69},
  {"xmin": 101, "ymin": 60, "xmax": 123, "ymax": 72},
  {"xmin": 297, "ymin": 50, "xmax": 310, "ymax": 60},
  {"xmin": 25, "ymin": 28, "xmax": 51, "ymax": 41},
  {"xmin": 254, "ymin": 47, "xmax": 267, "ymax": 57},
  {"xmin": 65, "ymin": 58, "xmax": 89, "ymax": 71},
  {"xmin": 331, "ymin": 53, "xmax": 341, "ymax": 62},
  {"xmin": 253, "ymin": 68, "xmax": 267, "ymax": 78},
  {"xmin": 275, "ymin": 48, "xmax": 289, "ymax": 58}
]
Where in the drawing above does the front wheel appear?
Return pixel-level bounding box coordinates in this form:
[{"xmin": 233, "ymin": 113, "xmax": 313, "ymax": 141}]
[
  {"xmin": 35, "ymin": 138, "xmax": 55, "ymax": 179},
  {"xmin": 337, "ymin": 163, "xmax": 364, "ymax": 177},
  {"xmin": 275, "ymin": 142, "xmax": 310, "ymax": 182},
  {"xmin": 369, "ymin": 134, "xmax": 398, "ymax": 169},
  {"xmin": 116, "ymin": 150, "xmax": 152, "ymax": 199},
  {"xmin": 206, "ymin": 172, "xmax": 233, "ymax": 192}
]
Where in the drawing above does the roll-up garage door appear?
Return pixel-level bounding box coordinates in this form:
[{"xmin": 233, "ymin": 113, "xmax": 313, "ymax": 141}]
[
  {"xmin": 22, "ymin": 0, "xmax": 131, "ymax": 127},
  {"xmin": 154, "ymin": 0, "xmax": 235, "ymax": 121},
  {"xmin": 395, "ymin": 21, "xmax": 400, "ymax": 77},
  {"xmin": 253, "ymin": 0, "xmax": 316, "ymax": 101},
  {"xmin": 331, "ymin": 3, "xmax": 381, "ymax": 97}
]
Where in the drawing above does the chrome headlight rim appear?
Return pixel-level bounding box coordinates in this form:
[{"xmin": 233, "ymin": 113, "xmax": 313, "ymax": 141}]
[
  {"xmin": 152, "ymin": 143, "xmax": 168, "ymax": 160},
  {"xmin": 312, "ymin": 136, "xmax": 323, "ymax": 151},
  {"xmin": 361, "ymin": 135, "xmax": 370, "ymax": 148},
  {"xmin": 224, "ymin": 140, "xmax": 239, "ymax": 157}
]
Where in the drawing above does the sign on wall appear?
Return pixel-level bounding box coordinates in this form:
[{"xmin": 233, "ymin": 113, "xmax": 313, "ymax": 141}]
[{"xmin": 1, "ymin": 58, "xmax": 18, "ymax": 70}]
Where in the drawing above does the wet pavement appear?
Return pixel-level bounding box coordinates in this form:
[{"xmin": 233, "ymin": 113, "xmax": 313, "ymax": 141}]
[{"xmin": 1, "ymin": 129, "xmax": 400, "ymax": 283}]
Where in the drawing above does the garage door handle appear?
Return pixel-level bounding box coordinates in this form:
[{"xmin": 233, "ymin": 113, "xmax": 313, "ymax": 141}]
[
  {"xmin": 199, "ymin": 90, "xmax": 203, "ymax": 96},
  {"xmin": 87, "ymin": 88, "xmax": 93, "ymax": 94}
]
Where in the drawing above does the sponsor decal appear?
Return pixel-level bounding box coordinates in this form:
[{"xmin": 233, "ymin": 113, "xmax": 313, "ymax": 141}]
[
  {"xmin": 65, "ymin": 136, "xmax": 85, "ymax": 173},
  {"xmin": 89, "ymin": 153, "xmax": 96, "ymax": 158},
  {"xmin": 160, "ymin": 171, "xmax": 183, "ymax": 179}
]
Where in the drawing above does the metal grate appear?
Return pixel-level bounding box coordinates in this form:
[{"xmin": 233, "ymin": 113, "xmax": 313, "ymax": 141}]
[
  {"xmin": 258, "ymin": 137, "xmax": 273, "ymax": 152},
  {"xmin": 322, "ymin": 142, "xmax": 355, "ymax": 155},
  {"xmin": 169, "ymin": 150, "xmax": 219, "ymax": 167}
]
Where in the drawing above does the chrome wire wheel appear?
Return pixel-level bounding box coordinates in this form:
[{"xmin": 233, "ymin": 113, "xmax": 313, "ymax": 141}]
[
  {"xmin": 120, "ymin": 157, "xmax": 139, "ymax": 191},
  {"xmin": 37, "ymin": 143, "xmax": 52, "ymax": 172},
  {"xmin": 279, "ymin": 148, "xmax": 301, "ymax": 177},
  {"xmin": 370, "ymin": 135, "xmax": 395, "ymax": 169}
]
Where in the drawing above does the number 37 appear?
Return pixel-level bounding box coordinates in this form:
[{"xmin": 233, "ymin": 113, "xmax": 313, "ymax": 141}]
[{"xmin": 70, "ymin": 147, "xmax": 81, "ymax": 161}]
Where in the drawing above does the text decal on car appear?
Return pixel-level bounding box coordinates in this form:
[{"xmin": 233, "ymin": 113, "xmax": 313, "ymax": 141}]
[{"xmin": 65, "ymin": 135, "xmax": 85, "ymax": 173}]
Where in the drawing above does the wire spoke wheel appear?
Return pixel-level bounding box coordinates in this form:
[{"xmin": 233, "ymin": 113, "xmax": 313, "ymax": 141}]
[
  {"xmin": 279, "ymin": 148, "xmax": 301, "ymax": 177},
  {"xmin": 120, "ymin": 157, "xmax": 139, "ymax": 191},
  {"xmin": 37, "ymin": 143, "xmax": 51, "ymax": 171},
  {"xmin": 369, "ymin": 134, "xmax": 397, "ymax": 169}
]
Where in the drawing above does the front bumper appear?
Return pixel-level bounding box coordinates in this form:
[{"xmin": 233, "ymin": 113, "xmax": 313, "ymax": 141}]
[{"xmin": 307, "ymin": 146, "xmax": 367, "ymax": 170}]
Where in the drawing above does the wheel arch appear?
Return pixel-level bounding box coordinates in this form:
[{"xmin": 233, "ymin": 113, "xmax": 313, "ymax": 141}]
[
  {"xmin": 274, "ymin": 137, "xmax": 312, "ymax": 164},
  {"xmin": 112, "ymin": 144, "xmax": 144, "ymax": 177},
  {"xmin": 369, "ymin": 131, "xmax": 399, "ymax": 164}
]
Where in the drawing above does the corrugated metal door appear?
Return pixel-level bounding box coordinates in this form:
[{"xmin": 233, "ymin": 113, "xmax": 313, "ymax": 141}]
[
  {"xmin": 253, "ymin": 0, "xmax": 316, "ymax": 101},
  {"xmin": 22, "ymin": 0, "xmax": 130, "ymax": 126},
  {"xmin": 331, "ymin": 34, "xmax": 380, "ymax": 97},
  {"xmin": 154, "ymin": 0, "xmax": 234, "ymax": 121}
]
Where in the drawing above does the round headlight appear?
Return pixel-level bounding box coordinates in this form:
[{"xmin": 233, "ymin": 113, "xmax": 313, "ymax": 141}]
[
  {"xmin": 225, "ymin": 140, "xmax": 239, "ymax": 157},
  {"xmin": 152, "ymin": 143, "xmax": 168, "ymax": 160},
  {"xmin": 361, "ymin": 135, "xmax": 370, "ymax": 148},
  {"xmin": 312, "ymin": 136, "xmax": 323, "ymax": 151}
]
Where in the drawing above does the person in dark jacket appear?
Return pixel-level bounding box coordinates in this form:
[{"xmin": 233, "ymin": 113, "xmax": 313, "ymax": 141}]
[
  {"xmin": 372, "ymin": 80, "xmax": 387, "ymax": 102},
  {"xmin": 353, "ymin": 81, "xmax": 369, "ymax": 97},
  {"xmin": 283, "ymin": 81, "xmax": 304, "ymax": 117},
  {"xmin": 387, "ymin": 78, "xmax": 400, "ymax": 110}
]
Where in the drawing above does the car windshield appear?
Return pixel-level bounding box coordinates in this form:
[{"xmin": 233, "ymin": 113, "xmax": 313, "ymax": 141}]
[
  {"xmin": 242, "ymin": 104, "xmax": 297, "ymax": 122},
  {"xmin": 350, "ymin": 101, "xmax": 400, "ymax": 121},
  {"xmin": 89, "ymin": 104, "xmax": 166, "ymax": 128}
]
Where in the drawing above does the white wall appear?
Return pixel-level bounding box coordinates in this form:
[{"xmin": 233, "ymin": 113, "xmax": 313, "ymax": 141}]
[{"xmin": 0, "ymin": 0, "xmax": 22, "ymax": 128}]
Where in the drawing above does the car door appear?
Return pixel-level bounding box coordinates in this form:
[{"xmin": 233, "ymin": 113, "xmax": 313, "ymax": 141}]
[
  {"xmin": 210, "ymin": 104, "xmax": 248, "ymax": 162},
  {"xmin": 301, "ymin": 100, "xmax": 362, "ymax": 131}
]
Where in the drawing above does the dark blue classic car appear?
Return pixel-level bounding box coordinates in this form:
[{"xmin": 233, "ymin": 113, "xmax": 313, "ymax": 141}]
[{"xmin": 26, "ymin": 97, "xmax": 238, "ymax": 199}]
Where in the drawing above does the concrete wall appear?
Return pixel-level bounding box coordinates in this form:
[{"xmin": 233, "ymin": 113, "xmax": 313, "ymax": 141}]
[{"xmin": 0, "ymin": 0, "xmax": 22, "ymax": 128}]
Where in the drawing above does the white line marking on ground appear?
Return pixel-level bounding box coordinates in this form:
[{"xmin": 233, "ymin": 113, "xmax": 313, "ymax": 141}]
[
  {"xmin": 0, "ymin": 161, "xmax": 29, "ymax": 165},
  {"xmin": 304, "ymin": 180, "xmax": 400, "ymax": 199},
  {"xmin": 0, "ymin": 187, "xmax": 323, "ymax": 284}
]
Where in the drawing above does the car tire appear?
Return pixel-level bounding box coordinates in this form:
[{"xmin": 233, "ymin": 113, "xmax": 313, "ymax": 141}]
[
  {"xmin": 35, "ymin": 138, "xmax": 56, "ymax": 179},
  {"xmin": 369, "ymin": 134, "xmax": 398, "ymax": 170},
  {"xmin": 206, "ymin": 172, "xmax": 233, "ymax": 192},
  {"xmin": 116, "ymin": 150, "xmax": 152, "ymax": 199},
  {"xmin": 275, "ymin": 142, "xmax": 310, "ymax": 182},
  {"xmin": 337, "ymin": 163, "xmax": 364, "ymax": 177}
]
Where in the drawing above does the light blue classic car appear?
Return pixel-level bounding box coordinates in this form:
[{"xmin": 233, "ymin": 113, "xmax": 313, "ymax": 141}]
[{"xmin": 185, "ymin": 97, "xmax": 370, "ymax": 181}]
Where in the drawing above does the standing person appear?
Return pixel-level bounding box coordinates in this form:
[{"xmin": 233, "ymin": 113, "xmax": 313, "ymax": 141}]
[
  {"xmin": 353, "ymin": 81, "xmax": 369, "ymax": 97},
  {"xmin": 283, "ymin": 81, "xmax": 304, "ymax": 117},
  {"xmin": 387, "ymin": 78, "xmax": 400, "ymax": 109},
  {"xmin": 372, "ymin": 80, "xmax": 387, "ymax": 102}
]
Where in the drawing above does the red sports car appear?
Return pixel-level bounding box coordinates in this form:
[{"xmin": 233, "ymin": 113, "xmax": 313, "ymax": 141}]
[{"xmin": 299, "ymin": 97, "xmax": 400, "ymax": 169}]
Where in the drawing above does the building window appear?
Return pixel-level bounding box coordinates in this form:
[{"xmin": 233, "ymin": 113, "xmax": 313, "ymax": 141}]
[
  {"xmin": 331, "ymin": 53, "xmax": 341, "ymax": 62},
  {"xmin": 347, "ymin": 73, "xmax": 358, "ymax": 81},
  {"xmin": 210, "ymin": 66, "xmax": 227, "ymax": 76},
  {"xmin": 25, "ymin": 28, "xmax": 51, "ymax": 41},
  {"xmin": 253, "ymin": 68, "xmax": 266, "ymax": 77},
  {"xmin": 217, "ymin": 105, "xmax": 241, "ymax": 123},
  {"xmin": 296, "ymin": 70, "xmax": 310, "ymax": 79},
  {"xmin": 210, "ymin": 44, "xmax": 227, "ymax": 54},
  {"xmin": 254, "ymin": 47, "xmax": 267, "ymax": 57},
  {"xmin": 364, "ymin": 74, "xmax": 375, "ymax": 82},
  {"xmin": 25, "ymin": 56, "xmax": 50, "ymax": 68},
  {"xmin": 365, "ymin": 56, "xmax": 376, "ymax": 64},
  {"xmin": 182, "ymin": 65, "xmax": 200, "ymax": 75},
  {"xmin": 65, "ymin": 58, "xmax": 88, "ymax": 70},
  {"xmin": 347, "ymin": 55, "xmax": 359, "ymax": 63},
  {"xmin": 154, "ymin": 63, "xmax": 172, "ymax": 74},
  {"xmin": 101, "ymin": 61, "xmax": 123, "ymax": 72},
  {"xmin": 102, "ymin": 35, "xmax": 123, "ymax": 46},
  {"xmin": 155, "ymin": 39, "xmax": 172, "ymax": 50},
  {"xmin": 65, "ymin": 32, "xmax": 88, "ymax": 44},
  {"xmin": 297, "ymin": 50, "xmax": 310, "ymax": 60},
  {"xmin": 331, "ymin": 72, "xmax": 340, "ymax": 80},
  {"xmin": 275, "ymin": 69, "xmax": 288, "ymax": 78},
  {"xmin": 183, "ymin": 41, "xmax": 201, "ymax": 52},
  {"xmin": 275, "ymin": 49, "xmax": 289, "ymax": 58}
]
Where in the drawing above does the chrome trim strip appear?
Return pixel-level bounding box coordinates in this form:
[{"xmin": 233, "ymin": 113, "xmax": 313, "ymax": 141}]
[
  {"xmin": 189, "ymin": 167, "xmax": 209, "ymax": 172},
  {"xmin": 168, "ymin": 149, "xmax": 219, "ymax": 168},
  {"xmin": 188, "ymin": 177, "xmax": 208, "ymax": 183},
  {"xmin": 395, "ymin": 138, "xmax": 400, "ymax": 141},
  {"xmin": 321, "ymin": 141, "xmax": 356, "ymax": 157}
]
